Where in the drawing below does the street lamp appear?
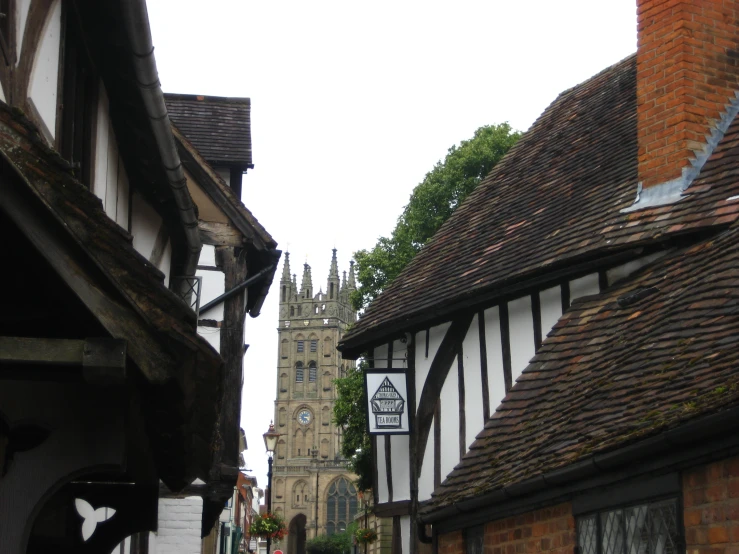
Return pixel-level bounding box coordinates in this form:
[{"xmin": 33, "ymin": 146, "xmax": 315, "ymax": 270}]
[{"xmin": 263, "ymin": 422, "xmax": 280, "ymax": 554}]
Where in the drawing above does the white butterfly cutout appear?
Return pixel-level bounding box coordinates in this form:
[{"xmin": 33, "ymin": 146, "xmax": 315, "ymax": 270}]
[{"xmin": 74, "ymin": 498, "xmax": 116, "ymax": 541}]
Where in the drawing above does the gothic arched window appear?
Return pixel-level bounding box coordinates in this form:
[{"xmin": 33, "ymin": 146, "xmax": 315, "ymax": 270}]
[
  {"xmin": 295, "ymin": 362, "xmax": 304, "ymax": 382},
  {"xmin": 325, "ymin": 477, "xmax": 358, "ymax": 535},
  {"xmin": 308, "ymin": 361, "xmax": 317, "ymax": 382}
]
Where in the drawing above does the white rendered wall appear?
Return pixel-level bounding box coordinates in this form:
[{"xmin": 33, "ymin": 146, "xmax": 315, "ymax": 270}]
[
  {"xmin": 197, "ymin": 268, "xmax": 226, "ymax": 322},
  {"xmin": 415, "ymin": 322, "xmax": 450, "ymax": 402},
  {"xmin": 17, "ymin": 0, "xmax": 31, "ymax": 58},
  {"xmin": 153, "ymin": 497, "xmax": 203, "ymax": 554},
  {"xmin": 374, "ymin": 435, "xmax": 389, "ymax": 503},
  {"xmin": 401, "ymin": 515, "xmax": 411, "ymax": 554},
  {"xmin": 27, "ymin": 0, "xmax": 61, "ymax": 137},
  {"xmin": 131, "ymin": 192, "xmax": 163, "ymax": 260},
  {"xmin": 217, "ymin": 168, "xmax": 230, "ymax": 187},
  {"xmin": 607, "ymin": 252, "xmax": 665, "ymax": 287},
  {"xmin": 417, "ymin": 415, "xmax": 435, "ymax": 501},
  {"xmin": 389, "ymin": 434, "xmax": 410, "ymax": 501},
  {"xmin": 462, "ymin": 314, "xmax": 484, "ymax": 449},
  {"xmin": 507, "ymin": 295, "xmax": 535, "ymax": 386},
  {"xmin": 569, "ymin": 273, "xmax": 600, "ymax": 302},
  {"xmin": 373, "ymin": 343, "xmax": 388, "ymax": 368},
  {"xmin": 93, "ymin": 84, "xmax": 130, "ymax": 228},
  {"xmin": 539, "ymin": 285, "xmax": 563, "ymax": 342},
  {"xmin": 483, "ymin": 306, "xmax": 507, "ymax": 414},
  {"xmin": 438, "ymin": 355, "xmax": 459, "ymax": 482}
]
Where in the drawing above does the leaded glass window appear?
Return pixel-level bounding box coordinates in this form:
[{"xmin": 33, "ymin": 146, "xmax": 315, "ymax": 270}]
[
  {"xmin": 577, "ymin": 499, "xmax": 680, "ymax": 554},
  {"xmin": 325, "ymin": 477, "xmax": 358, "ymax": 535}
]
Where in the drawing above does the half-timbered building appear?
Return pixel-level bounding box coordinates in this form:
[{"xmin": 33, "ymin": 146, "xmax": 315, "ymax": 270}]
[
  {"xmin": 0, "ymin": 1, "xmax": 278, "ymax": 553},
  {"xmin": 338, "ymin": 1, "xmax": 739, "ymax": 554}
]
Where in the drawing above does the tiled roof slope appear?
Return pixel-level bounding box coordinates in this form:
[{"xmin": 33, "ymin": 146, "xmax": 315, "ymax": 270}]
[
  {"xmin": 164, "ymin": 94, "xmax": 252, "ymax": 166},
  {"xmin": 340, "ymin": 54, "xmax": 739, "ymax": 352},
  {"xmin": 424, "ymin": 220, "xmax": 739, "ymax": 512}
]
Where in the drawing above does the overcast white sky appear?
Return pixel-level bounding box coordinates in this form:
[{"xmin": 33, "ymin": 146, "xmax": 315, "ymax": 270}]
[{"xmin": 146, "ymin": 0, "xmax": 637, "ymax": 491}]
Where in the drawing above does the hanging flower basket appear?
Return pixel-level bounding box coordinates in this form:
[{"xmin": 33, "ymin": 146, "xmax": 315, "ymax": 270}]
[
  {"xmin": 249, "ymin": 512, "xmax": 287, "ymax": 540},
  {"xmin": 354, "ymin": 528, "xmax": 378, "ymax": 545}
]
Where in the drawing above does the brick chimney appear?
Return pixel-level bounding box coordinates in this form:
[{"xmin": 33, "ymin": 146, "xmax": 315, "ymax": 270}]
[{"xmin": 636, "ymin": 0, "xmax": 739, "ymax": 203}]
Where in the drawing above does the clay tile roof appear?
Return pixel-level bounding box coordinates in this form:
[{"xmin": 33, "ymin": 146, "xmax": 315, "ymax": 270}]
[
  {"xmin": 339, "ymin": 54, "xmax": 739, "ymax": 354},
  {"xmin": 164, "ymin": 93, "xmax": 252, "ymax": 167},
  {"xmin": 423, "ymin": 222, "xmax": 739, "ymax": 513}
]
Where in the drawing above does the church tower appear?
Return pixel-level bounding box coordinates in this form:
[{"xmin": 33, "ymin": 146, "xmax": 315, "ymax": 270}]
[{"xmin": 273, "ymin": 250, "xmax": 359, "ymax": 554}]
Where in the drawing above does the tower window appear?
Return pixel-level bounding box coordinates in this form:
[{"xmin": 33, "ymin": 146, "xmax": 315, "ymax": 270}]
[
  {"xmin": 310, "ymin": 340, "xmax": 317, "ymax": 352},
  {"xmin": 295, "ymin": 362, "xmax": 304, "ymax": 382},
  {"xmin": 309, "ymin": 361, "xmax": 317, "ymax": 382},
  {"xmin": 330, "ymin": 283, "xmax": 334, "ymax": 299},
  {"xmin": 281, "ymin": 285, "xmax": 286, "ymax": 302},
  {"xmin": 290, "ymin": 306, "xmax": 295, "ymax": 316},
  {"xmin": 297, "ymin": 340, "xmax": 304, "ymax": 353}
]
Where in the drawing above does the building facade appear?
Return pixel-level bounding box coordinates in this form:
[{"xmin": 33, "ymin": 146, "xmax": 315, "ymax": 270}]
[
  {"xmin": 338, "ymin": 1, "xmax": 739, "ymax": 553},
  {"xmin": 272, "ymin": 250, "xmax": 359, "ymax": 554}
]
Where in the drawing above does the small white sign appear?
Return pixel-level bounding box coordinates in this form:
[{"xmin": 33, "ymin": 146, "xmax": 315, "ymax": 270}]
[{"xmin": 365, "ymin": 371, "xmax": 410, "ymax": 434}]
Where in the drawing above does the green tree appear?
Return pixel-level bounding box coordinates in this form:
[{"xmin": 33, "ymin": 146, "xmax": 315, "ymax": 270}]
[
  {"xmin": 333, "ymin": 362, "xmax": 373, "ymax": 491},
  {"xmin": 351, "ymin": 123, "xmax": 521, "ymax": 310}
]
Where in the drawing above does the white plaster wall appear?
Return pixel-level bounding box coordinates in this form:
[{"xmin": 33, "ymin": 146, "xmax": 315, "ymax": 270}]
[
  {"xmin": 439, "ymin": 355, "xmax": 459, "ymax": 482},
  {"xmin": 197, "ymin": 269, "xmax": 225, "ymax": 321},
  {"xmin": 483, "ymin": 306, "xmax": 506, "ymax": 414},
  {"xmin": 569, "ymin": 273, "xmax": 600, "ymax": 303},
  {"xmin": 200, "ymin": 244, "xmax": 217, "ymax": 267},
  {"xmin": 130, "ymin": 192, "xmax": 163, "ymax": 260},
  {"xmin": 389, "ymin": 434, "xmax": 410, "ymax": 501},
  {"xmin": 415, "ymin": 322, "xmax": 450, "ymax": 403},
  {"xmin": 401, "ymin": 515, "xmax": 411, "ymax": 554},
  {"xmin": 373, "ymin": 344, "xmax": 388, "ymax": 369},
  {"xmin": 508, "ymin": 295, "xmax": 535, "ymax": 386},
  {"xmin": 153, "ymin": 497, "xmax": 203, "ymax": 554},
  {"xmin": 159, "ymin": 240, "xmax": 172, "ymax": 287},
  {"xmin": 27, "ymin": 0, "xmax": 61, "ymax": 137},
  {"xmin": 606, "ymin": 252, "xmax": 666, "ymax": 287},
  {"xmin": 17, "ymin": 0, "xmax": 31, "ymax": 58},
  {"xmin": 539, "ymin": 285, "xmax": 563, "ymax": 342},
  {"xmin": 374, "ymin": 436, "xmax": 389, "ymax": 503},
  {"xmin": 462, "ymin": 315, "xmax": 484, "ymax": 447},
  {"xmin": 417, "ymin": 417, "xmax": 435, "ymax": 502},
  {"xmin": 93, "ymin": 85, "xmax": 130, "ymax": 229},
  {"xmin": 390, "ymin": 339, "xmax": 407, "ymax": 368}
]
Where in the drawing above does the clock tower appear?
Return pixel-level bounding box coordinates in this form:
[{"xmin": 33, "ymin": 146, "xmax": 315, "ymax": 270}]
[{"xmin": 272, "ymin": 249, "xmax": 359, "ymax": 554}]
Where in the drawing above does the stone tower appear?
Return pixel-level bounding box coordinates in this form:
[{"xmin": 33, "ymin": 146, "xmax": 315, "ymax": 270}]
[{"xmin": 272, "ymin": 250, "xmax": 359, "ymax": 554}]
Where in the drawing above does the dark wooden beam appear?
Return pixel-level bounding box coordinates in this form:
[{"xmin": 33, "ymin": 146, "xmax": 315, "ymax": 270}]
[
  {"xmin": 0, "ymin": 181, "xmax": 175, "ymax": 383},
  {"xmin": 0, "ymin": 336, "xmax": 126, "ymax": 384}
]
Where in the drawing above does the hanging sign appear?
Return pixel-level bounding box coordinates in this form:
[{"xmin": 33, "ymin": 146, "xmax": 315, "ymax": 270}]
[{"xmin": 364, "ymin": 369, "xmax": 410, "ymax": 434}]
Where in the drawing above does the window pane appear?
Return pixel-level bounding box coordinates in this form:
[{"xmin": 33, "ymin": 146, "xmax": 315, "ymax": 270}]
[
  {"xmin": 338, "ymin": 478, "xmax": 347, "ymax": 494},
  {"xmin": 338, "ymin": 497, "xmax": 346, "ymax": 519},
  {"xmin": 624, "ymin": 505, "xmax": 648, "ymax": 554},
  {"xmin": 327, "ymin": 496, "xmax": 336, "ymax": 520},
  {"xmin": 601, "ymin": 509, "xmax": 624, "ymax": 554},
  {"xmin": 648, "ymin": 500, "xmax": 679, "ymax": 554},
  {"xmin": 311, "ymin": 340, "xmax": 317, "ymax": 352},
  {"xmin": 578, "ymin": 516, "xmax": 598, "ymax": 554},
  {"xmin": 326, "ymin": 522, "xmax": 335, "ymax": 536}
]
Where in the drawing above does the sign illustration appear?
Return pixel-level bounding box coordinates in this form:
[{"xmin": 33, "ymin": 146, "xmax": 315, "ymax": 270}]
[
  {"xmin": 364, "ymin": 370, "xmax": 410, "ymax": 435},
  {"xmin": 371, "ymin": 377, "xmax": 405, "ymax": 429}
]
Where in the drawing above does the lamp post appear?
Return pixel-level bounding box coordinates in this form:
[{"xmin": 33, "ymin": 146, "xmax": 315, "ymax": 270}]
[{"xmin": 263, "ymin": 422, "xmax": 280, "ymax": 554}]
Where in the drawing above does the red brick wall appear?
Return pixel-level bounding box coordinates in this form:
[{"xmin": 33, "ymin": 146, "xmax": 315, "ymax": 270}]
[
  {"xmin": 683, "ymin": 456, "xmax": 739, "ymax": 554},
  {"xmin": 637, "ymin": 0, "xmax": 739, "ymax": 189},
  {"xmin": 437, "ymin": 503, "xmax": 575, "ymax": 554},
  {"xmin": 439, "ymin": 530, "xmax": 464, "ymax": 554}
]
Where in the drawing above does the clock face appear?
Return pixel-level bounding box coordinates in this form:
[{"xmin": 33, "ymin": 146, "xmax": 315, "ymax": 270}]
[{"xmin": 297, "ymin": 410, "xmax": 311, "ymax": 425}]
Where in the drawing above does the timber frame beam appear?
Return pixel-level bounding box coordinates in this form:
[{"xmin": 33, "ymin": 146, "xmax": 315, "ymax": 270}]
[{"xmin": 0, "ymin": 336, "xmax": 126, "ymax": 384}]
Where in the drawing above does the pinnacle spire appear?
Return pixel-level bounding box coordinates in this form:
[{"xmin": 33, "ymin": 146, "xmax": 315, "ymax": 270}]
[
  {"xmin": 281, "ymin": 252, "xmax": 291, "ymax": 282},
  {"xmin": 300, "ymin": 263, "xmax": 313, "ymax": 299},
  {"xmin": 329, "ymin": 248, "xmax": 339, "ymax": 278},
  {"xmin": 348, "ymin": 260, "xmax": 356, "ymax": 289}
]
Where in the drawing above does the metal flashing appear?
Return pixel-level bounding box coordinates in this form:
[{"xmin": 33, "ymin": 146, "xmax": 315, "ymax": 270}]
[{"xmin": 623, "ymin": 90, "xmax": 739, "ymax": 213}]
